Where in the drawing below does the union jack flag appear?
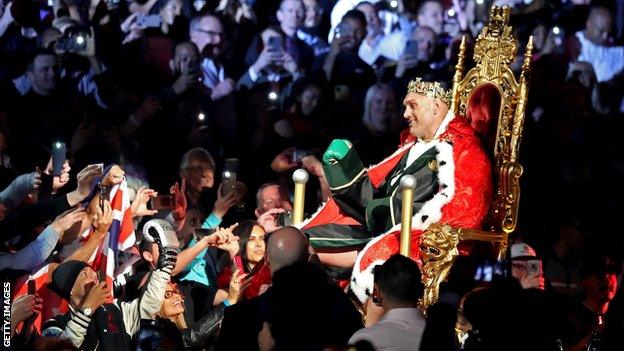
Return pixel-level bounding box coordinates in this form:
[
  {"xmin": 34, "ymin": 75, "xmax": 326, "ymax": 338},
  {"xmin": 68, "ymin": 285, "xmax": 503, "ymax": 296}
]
[{"xmin": 13, "ymin": 176, "xmax": 136, "ymax": 333}]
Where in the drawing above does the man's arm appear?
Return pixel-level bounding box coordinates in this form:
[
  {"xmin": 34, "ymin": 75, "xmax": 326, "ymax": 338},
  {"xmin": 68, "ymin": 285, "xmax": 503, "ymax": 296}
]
[{"xmin": 119, "ymin": 266, "xmax": 172, "ymax": 336}]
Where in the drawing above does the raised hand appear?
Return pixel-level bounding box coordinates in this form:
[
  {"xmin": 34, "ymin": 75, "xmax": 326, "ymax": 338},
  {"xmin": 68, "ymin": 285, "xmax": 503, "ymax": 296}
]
[
  {"xmin": 170, "ymin": 180, "xmax": 187, "ymax": 221},
  {"xmin": 256, "ymin": 208, "xmax": 285, "ymax": 233},
  {"xmin": 52, "ymin": 207, "xmax": 87, "ymax": 235},
  {"xmin": 131, "ymin": 186, "xmax": 158, "ymax": 218},
  {"xmin": 92, "ymin": 199, "xmax": 113, "ymax": 235},
  {"xmin": 213, "ymin": 184, "xmax": 237, "ymax": 218},
  {"xmin": 81, "ymin": 281, "xmax": 112, "ymax": 311}
]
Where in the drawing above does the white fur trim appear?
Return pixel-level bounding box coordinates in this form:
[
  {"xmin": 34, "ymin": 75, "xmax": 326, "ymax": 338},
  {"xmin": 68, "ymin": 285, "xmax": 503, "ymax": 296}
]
[
  {"xmin": 295, "ymin": 200, "xmax": 329, "ymax": 229},
  {"xmin": 350, "ymin": 140, "xmax": 456, "ymax": 303}
]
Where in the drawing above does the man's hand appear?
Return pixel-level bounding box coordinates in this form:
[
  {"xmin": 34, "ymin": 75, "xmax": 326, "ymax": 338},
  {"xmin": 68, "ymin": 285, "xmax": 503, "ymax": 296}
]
[
  {"xmin": 252, "ymin": 46, "xmax": 282, "ymax": 73},
  {"xmin": 282, "ymin": 52, "xmax": 298, "ymax": 74},
  {"xmin": 51, "ymin": 207, "xmax": 87, "ymax": 235},
  {"xmin": 170, "ymin": 180, "xmax": 187, "ymax": 221},
  {"xmin": 172, "ymin": 60, "xmax": 201, "ymax": 95},
  {"xmin": 213, "ymin": 184, "xmax": 237, "ymax": 218},
  {"xmin": 44, "ymin": 159, "xmax": 71, "ymax": 191},
  {"xmin": 11, "ymin": 294, "xmax": 43, "ymax": 334},
  {"xmin": 81, "ymin": 281, "xmax": 111, "ymax": 311},
  {"xmin": 395, "ymin": 53, "xmax": 419, "ymax": 78},
  {"xmin": 256, "ymin": 208, "xmax": 285, "ymax": 233},
  {"xmin": 519, "ymin": 273, "xmax": 545, "ymax": 290},
  {"xmin": 301, "ymin": 155, "xmax": 325, "ymax": 179},
  {"xmin": 211, "ymin": 78, "xmax": 235, "ymax": 100},
  {"xmin": 11, "ymin": 294, "xmax": 43, "ymax": 328},
  {"xmin": 270, "ymin": 148, "xmax": 298, "ymax": 173},
  {"xmin": 101, "ymin": 165, "xmax": 125, "ymax": 187},
  {"xmin": 66, "ymin": 164, "xmax": 104, "ymax": 206},
  {"xmin": 330, "ymin": 34, "xmax": 349, "ymax": 54},
  {"xmin": 92, "ymin": 200, "xmax": 113, "ymax": 234},
  {"xmin": 131, "ymin": 187, "xmax": 158, "ymax": 218}
]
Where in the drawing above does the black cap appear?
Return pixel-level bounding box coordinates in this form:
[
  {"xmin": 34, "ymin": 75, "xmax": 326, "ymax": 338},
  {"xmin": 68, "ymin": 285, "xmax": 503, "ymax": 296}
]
[{"xmin": 50, "ymin": 261, "xmax": 90, "ymax": 300}]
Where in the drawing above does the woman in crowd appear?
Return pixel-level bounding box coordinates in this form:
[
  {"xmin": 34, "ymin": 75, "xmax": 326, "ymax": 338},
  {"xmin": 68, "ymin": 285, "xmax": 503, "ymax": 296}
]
[{"xmin": 218, "ymin": 219, "xmax": 272, "ymax": 299}]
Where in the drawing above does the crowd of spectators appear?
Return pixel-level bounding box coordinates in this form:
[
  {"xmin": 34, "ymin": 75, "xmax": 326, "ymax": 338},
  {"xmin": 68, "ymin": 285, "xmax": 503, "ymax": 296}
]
[{"xmin": 1, "ymin": 0, "xmax": 624, "ymax": 350}]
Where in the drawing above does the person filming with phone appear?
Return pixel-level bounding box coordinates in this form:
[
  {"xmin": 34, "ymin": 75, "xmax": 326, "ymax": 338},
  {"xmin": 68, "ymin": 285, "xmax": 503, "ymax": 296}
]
[{"xmin": 509, "ymin": 242, "xmax": 545, "ymax": 290}]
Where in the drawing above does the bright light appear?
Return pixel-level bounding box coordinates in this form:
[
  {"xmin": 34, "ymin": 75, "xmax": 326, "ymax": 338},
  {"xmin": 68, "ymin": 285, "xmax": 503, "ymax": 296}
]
[
  {"xmin": 76, "ymin": 36, "xmax": 85, "ymax": 45},
  {"xmin": 476, "ymin": 0, "xmax": 484, "ymax": 4},
  {"xmin": 223, "ymin": 171, "xmax": 232, "ymax": 178},
  {"xmin": 268, "ymin": 91, "xmax": 278, "ymax": 101},
  {"xmin": 552, "ymin": 26, "xmax": 560, "ymax": 35},
  {"xmin": 55, "ymin": 142, "xmax": 62, "ymax": 149},
  {"xmin": 447, "ymin": 9, "xmax": 456, "ymax": 17},
  {"xmin": 197, "ymin": 113, "xmax": 205, "ymax": 121},
  {"xmin": 389, "ymin": 0, "xmax": 398, "ymax": 8}
]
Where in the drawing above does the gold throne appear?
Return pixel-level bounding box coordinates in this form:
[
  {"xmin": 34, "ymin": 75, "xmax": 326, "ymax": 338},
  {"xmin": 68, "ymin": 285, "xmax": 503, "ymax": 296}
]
[{"xmin": 418, "ymin": 6, "xmax": 533, "ymax": 309}]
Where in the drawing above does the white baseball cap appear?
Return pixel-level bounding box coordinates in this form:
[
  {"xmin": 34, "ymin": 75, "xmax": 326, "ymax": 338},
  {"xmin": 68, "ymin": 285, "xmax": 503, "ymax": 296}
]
[{"xmin": 510, "ymin": 243, "xmax": 537, "ymax": 260}]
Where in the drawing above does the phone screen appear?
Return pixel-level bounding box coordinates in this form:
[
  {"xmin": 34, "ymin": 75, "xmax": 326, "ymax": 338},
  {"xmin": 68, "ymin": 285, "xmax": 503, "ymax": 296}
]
[
  {"xmin": 268, "ymin": 36, "xmax": 282, "ymax": 52},
  {"xmin": 149, "ymin": 195, "xmax": 176, "ymax": 211}
]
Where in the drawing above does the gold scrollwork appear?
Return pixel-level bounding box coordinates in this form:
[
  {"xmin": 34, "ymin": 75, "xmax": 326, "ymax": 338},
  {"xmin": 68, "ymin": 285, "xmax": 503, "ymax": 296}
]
[{"xmin": 419, "ymin": 5, "xmax": 531, "ymax": 310}]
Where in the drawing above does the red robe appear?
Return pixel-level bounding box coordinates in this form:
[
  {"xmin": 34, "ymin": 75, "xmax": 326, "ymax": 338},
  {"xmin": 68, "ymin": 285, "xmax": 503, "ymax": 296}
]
[{"xmin": 300, "ymin": 116, "xmax": 492, "ymax": 302}]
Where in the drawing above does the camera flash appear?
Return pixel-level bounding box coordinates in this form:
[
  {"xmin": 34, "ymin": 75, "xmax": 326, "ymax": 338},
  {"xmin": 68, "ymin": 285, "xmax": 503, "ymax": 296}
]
[
  {"xmin": 223, "ymin": 170, "xmax": 232, "ymax": 179},
  {"xmin": 197, "ymin": 112, "xmax": 205, "ymax": 121},
  {"xmin": 76, "ymin": 36, "xmax": 85, "ymax": 45},
  {"xmin": 268, "ymin": 91, "xmax": 278, "ymax": 101},
  {"xmin": 54, "ymin": 141, "xmax": 62, "ymax": 149},
  {"xmin": 552, "ymin": 26, "xmax": 560, "ymax": 35},
  {"xmin": 389, "ymin": 0, "xmax": 398, "ymax": 8},
  {"xmin": 447, "ymin": 9, "xmax": 456, "ymax": 17},
  {"xmin": 476, "ymin": 0, "xmax": 484, "ymax": 4}
]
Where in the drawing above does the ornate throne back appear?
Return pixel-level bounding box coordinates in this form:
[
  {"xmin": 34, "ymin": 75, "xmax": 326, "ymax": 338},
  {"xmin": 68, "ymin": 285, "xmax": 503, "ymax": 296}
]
[{"xmin": 418, "ymin": 6, "xmax": 533, "ymax": 310}]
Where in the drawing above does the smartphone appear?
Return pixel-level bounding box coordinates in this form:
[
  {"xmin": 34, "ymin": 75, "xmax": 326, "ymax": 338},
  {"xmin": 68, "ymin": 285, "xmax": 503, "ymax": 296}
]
[
  {"xmin": 335, "ymin": 22, "xmax": 352, "ymax": 39},
  {"xmin": 551, "ymin": 26, "xmax": 564, "ymax": 46},
  {"xmin": 28, "ymin": 279, "xmax": 36, "ymax": 295},
  {"xmin": 52, "ymin": 141, "xmax": 66, "ymax": 176},
  {"xmin": 149, "ymin": 194, "xmax": 176, "ymax": 211},
  {"xmin": 267, "ymin": 36, "xmax": 282, "ymax": 53},
  {"xmin": 222, "ymin": 158, "xmax": 239, "ymax": 197},
  {"xmin": 233, "ymin": 256, "xmax": 245, "ymax": 274},
  {"xmin": 404, "ymin": 40, "xmax": 418, "ymax": 57},
  {"xmin": 276, "ymin": 211, "xmax": 292, "ymax": 227},
  {"xmin": 39, "ymin": 173, "xmax": 54, "ymax": 200},
  {"xmin": 291, "ymin": 149, "xmax": 309, "ymax": 164},
  {"xmin": 474, "ymin": 260, "xmax": 511, "ymax": 282},
  {"xmin": 137, "ymin": 14, "xmax": 162, "ymax": 29},
  {"xmin": 527, "ymin": 260, "xmax": 542, "ymax": 276}
]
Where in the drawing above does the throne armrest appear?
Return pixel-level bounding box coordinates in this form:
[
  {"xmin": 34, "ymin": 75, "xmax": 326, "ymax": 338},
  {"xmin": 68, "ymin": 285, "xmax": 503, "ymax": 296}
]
[{"xmin": 418, "ymin": 224, "xmax": 510, "ymax": 310}]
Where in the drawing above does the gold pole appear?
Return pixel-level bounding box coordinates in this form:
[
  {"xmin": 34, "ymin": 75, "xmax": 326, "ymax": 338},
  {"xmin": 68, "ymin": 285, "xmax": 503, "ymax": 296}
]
[
  {"xmin": 399, "ymin": 175, "xmax": 417, "ymax": 257},
  {"xmin": 292, "ymin": 169, "xmax": 309, "ymax": 225}
]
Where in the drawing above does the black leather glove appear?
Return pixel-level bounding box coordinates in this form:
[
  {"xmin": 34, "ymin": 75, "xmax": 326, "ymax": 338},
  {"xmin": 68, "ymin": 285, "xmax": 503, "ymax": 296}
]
[{"xmin": 182, "ymin": 304, "xmax": 226, "ymax": 348}]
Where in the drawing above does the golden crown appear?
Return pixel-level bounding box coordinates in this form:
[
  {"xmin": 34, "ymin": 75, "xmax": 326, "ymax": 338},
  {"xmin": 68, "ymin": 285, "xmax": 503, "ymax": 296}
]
[{"xmin": 407, "ymin": 78, "xmax": 452, "ymax": 105}]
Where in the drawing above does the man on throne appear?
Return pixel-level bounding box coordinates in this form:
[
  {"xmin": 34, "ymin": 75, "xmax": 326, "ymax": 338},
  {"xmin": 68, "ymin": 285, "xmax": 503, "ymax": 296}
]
[{"xmin": 298, "ymin": 78, "xmax": 493, "ymax": 302}]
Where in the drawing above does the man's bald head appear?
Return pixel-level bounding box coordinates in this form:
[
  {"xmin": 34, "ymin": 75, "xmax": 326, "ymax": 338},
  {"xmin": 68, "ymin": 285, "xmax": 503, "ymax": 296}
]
[
  {"xmin": 585, "ymin": 7, "xmax": 613, "ymax": 46},
  {"xmin": 267, "ymin": 226, "xmax": 310, "ymax": 273}
]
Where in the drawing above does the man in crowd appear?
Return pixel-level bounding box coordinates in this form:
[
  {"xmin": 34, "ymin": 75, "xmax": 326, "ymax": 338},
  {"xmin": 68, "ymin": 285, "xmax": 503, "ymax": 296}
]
[
  {"xmin": 42, "ymin": 247, "xmax": 175, "ymax": 349},
  {"xmin": 510, "ymin": 242, "xmax": 546, "ymax": 290},
  {"xmin": 300, "ymin": 78, "xmax": 492, "ymax": 303},
  {"xmin": 190, "ymin": 14, "xmax": 236, "ymax": 101},
  {"xmin": 349, "ymin": 254, "xmax": 427, "ymax": 350}
]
